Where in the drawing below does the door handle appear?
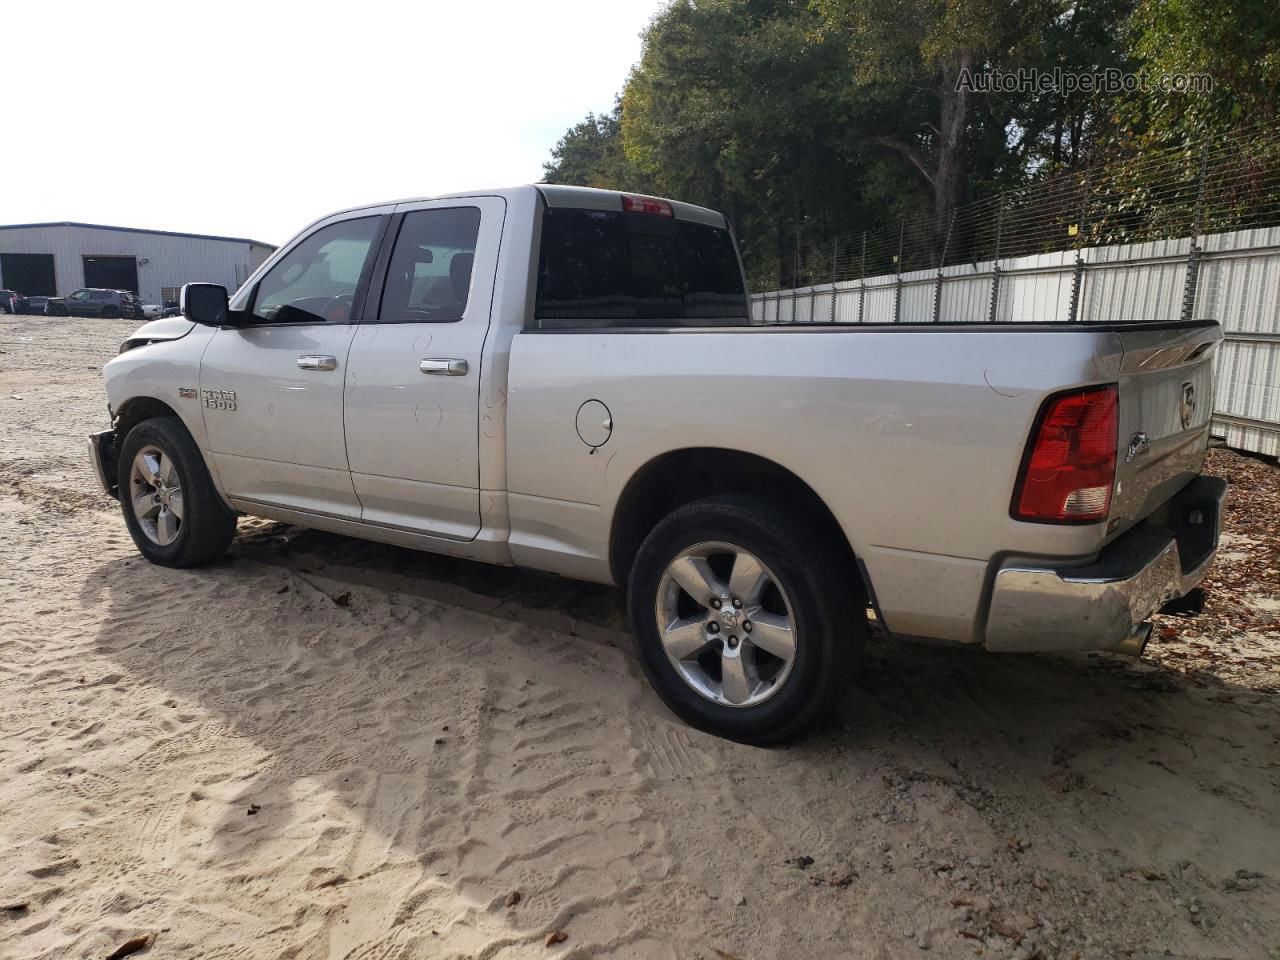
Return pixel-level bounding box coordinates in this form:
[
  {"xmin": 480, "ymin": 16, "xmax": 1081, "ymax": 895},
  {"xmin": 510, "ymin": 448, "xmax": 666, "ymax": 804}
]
[
  {"xmin": 419, "ymin": 358, "xmax": 469, "ymax": 376},
  {"xmin": 297, "ymin": 355, "xmax": 337, "ymax": 371}
]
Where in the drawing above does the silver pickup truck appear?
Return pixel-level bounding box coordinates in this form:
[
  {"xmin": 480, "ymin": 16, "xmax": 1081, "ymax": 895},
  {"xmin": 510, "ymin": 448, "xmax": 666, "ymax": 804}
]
[{"xmin": 90, "ymin": 185, "xmax": 1225, "ymax": 742}]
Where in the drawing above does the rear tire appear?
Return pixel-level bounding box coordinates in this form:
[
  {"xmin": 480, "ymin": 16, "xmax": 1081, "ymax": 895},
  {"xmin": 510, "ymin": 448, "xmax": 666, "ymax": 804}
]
[
  {"xmin": 117, "ymin": 417, "xmax": 236, "ymax": 567},
  {"xmin": 102, "ymin": 306, "xmax": 120, "ymax": 319},
  {"xmin": 627, "ymin": 495, "xmax": 864, "ymax": 744}
]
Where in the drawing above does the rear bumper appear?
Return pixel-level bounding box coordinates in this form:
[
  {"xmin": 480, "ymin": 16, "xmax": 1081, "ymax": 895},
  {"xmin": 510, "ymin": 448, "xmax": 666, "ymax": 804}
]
[
  {"xmin": 89, "ymin": 429, "xmax": 118, "ymax": 500},
  {"xmin": 985, "ymin": 476, "xmax": 1226, "ymax": 652}
]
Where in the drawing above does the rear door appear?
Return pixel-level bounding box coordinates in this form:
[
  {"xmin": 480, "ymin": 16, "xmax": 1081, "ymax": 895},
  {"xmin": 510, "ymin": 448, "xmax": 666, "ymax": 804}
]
[
  {"xmin": 342, "ymin": 196, "xmax": 505, "ymax": 540},
  {"xmin": 200, "ymin": 211, "xmax": 388, "ymax": 519},
  {"xmin": 1109, "ymin": 321, "xmax": 1223, "ymax": 537}
]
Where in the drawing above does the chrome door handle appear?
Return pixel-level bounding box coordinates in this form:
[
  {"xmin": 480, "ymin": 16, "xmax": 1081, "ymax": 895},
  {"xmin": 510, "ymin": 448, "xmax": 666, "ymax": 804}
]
[
  {"xmin": 297, "ymin": 355, "xmax": 337, "ymax": 371},
  {"xmin": 420, "ymin": 358, "xmax": 469, "ymax": 376}
]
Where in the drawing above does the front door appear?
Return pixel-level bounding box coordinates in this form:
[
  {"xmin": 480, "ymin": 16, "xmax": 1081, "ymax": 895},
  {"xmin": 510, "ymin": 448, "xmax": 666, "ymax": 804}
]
[
  {"xmin": 200, "ymin": 212, "xmax": 387, "ymax": 519},
  {"xmin": 343, "ymin": 197, "xmax": 505, "ymax": 539}
]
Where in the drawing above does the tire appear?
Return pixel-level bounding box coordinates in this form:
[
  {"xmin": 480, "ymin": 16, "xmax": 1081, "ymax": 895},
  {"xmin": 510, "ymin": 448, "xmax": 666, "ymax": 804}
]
[
  {"xmin": 117, "ymin": 416, "xmax": 236, "ymax": 567},
  {"xmin": 102, "ymin": 306, "xmax": 120, "ymax": 319},
  {"xmin": 627, "ymin": 494, "xmax": 864, "ymax": 744}
]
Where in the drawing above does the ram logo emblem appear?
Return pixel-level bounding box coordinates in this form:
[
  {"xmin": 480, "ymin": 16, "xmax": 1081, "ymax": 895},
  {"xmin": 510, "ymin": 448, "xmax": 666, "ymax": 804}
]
[
  {"xmin": 1125, "ymin": 432, "xmax": 1150, "ymax": 463},
  {"xmin": 1180, "ymin": 382, "xmax": 1197, "ymax": 430}
]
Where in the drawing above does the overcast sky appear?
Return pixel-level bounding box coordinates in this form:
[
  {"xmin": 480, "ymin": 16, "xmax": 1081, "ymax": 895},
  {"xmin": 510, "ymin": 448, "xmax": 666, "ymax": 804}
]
[{"xmin": 4, "ymin": 0, "xmax": 660, "ymax": 245}]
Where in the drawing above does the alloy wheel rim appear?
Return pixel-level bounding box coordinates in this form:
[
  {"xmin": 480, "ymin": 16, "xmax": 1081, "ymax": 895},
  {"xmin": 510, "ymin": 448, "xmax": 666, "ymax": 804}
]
[
  {"xmin": 128, "ymin": 445, "xmax": 184, "ymax": 546},
  {"xmin": 654, "ymin": 541, "xmax": 797, "ymax": 708}
]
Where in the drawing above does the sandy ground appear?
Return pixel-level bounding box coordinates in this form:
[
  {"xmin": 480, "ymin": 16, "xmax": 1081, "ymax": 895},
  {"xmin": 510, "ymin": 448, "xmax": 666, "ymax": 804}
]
[{"xmin": 1, "ymin": 315, "xmax": 1277, "ymax": 960}]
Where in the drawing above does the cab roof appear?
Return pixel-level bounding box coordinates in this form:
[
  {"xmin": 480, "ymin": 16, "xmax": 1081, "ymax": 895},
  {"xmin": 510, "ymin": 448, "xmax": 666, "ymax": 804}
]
[{"xmin": 331, "ymin": 185, "xmax": 729, "ymax": 229}]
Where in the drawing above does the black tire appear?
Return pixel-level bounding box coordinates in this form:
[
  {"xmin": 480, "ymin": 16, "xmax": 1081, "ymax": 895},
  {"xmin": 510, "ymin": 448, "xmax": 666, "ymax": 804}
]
[
  {"xmin": 102, "ymin": 306, "xmax": 120, "ymax": 319},
  {"xmin": 627, "ymin": 494, "xmax": 864, "ymax": 745},
  {"xmin": 117, "ymin": 416, "xmax": 236, "ymax": 567}
]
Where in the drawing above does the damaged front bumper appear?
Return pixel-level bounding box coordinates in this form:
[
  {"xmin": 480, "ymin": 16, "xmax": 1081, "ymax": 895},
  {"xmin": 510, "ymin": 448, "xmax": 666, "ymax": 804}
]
[
  {"xmin": 89, "ymin": 429, "xmax": 118, "ymax": 500},
  {"xmin": 985, "ymin": 476, "xmax": 1226, "ymax": 653}
]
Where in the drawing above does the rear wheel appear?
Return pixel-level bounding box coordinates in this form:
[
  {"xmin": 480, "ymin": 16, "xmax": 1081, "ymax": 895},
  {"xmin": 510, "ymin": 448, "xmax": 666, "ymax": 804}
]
[
  {"xmin": 102, "ymin": 306, "xmax": 120, "ymax": 319},
  {"xmin": 628, "ymin": 495, "xmax": 863, "ymax": 744},
  {"xmin": 117, "ymin": 417, "xmax": 236, "ymax": 567}
]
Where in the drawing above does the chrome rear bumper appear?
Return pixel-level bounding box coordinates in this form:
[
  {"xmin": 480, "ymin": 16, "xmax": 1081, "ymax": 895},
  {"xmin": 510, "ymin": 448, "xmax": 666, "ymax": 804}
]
[
  {"xmin": 985, "ymin": 476, "xmax": 1226, "ymax": 653},
  {"xmin": 89, "ymin": 430, "xmax": 118, "ymax": 500}
]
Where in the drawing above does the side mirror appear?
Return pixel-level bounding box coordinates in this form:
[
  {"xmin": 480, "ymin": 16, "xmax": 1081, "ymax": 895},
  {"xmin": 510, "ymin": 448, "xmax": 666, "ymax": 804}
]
[{"xmin": 180, "ymin": 283, "xmax": 230, "ymax": 326}]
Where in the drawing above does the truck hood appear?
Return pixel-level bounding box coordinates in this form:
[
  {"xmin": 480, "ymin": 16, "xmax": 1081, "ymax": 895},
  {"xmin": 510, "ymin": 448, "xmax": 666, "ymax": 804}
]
[{"xmin": 122, "ymin": 315, "xmax": 196, "ymax": 346}]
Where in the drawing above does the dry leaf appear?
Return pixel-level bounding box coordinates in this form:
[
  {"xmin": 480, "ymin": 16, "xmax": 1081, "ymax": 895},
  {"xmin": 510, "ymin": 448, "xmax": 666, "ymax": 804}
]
[
  {"xmin": 544, "ymin": 930, "xmax": 568, "ymax": 947},
  {"xmin": 504, "ymin": 890, "xmax": 521, "ymax": 907},
  {"xmin": 105, "ymin": 933, "xmax": 155, "ymax": 960}
]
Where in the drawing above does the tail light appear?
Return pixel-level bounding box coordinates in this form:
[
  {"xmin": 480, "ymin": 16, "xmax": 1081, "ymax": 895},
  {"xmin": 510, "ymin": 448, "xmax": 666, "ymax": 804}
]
[
  {"xmin": 621, "ymin": 194, "xmax": 674, "ymax": 217},
  {"xmin": 1012, "ymin": 384, "xmax": 1118, "ymax": 523}
]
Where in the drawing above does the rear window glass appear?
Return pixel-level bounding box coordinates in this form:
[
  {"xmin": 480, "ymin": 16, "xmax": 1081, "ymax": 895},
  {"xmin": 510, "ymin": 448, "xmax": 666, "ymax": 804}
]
[
  {"xmin": 534, "ymin": 208, "xmax": 747, "ymax": 327},
  {"xmin": 379, "ymin": 207, "xmax": 481, "ymax": 324}
]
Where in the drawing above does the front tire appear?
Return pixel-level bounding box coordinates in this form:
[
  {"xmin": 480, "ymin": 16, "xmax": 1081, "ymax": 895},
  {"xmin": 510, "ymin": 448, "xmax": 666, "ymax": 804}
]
[
  {"xmin": 627, "ymin": 495, "xmax": 864, "ymax": 744},
  {"xmin": 117, "ymin": 417, "xmax": 236, "ymax": 567}
]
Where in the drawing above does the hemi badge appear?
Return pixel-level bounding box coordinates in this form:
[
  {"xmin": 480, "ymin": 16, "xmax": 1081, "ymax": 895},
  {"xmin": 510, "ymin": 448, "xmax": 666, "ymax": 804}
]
[{"xmin": 178, "ymin": 387, "xmax": 197, "ymax": 399}]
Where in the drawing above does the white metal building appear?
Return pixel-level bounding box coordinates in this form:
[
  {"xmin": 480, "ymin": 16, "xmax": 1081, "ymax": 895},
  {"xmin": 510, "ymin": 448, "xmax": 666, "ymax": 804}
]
[{"xmin": 0, "ymin": 222, "xmax": 276, "ymax": 306}]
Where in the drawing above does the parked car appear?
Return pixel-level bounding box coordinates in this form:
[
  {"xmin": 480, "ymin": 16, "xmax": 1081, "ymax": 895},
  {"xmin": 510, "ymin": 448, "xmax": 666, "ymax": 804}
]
[
  {"xmin": 46, "ymin": 288, "xmax": 144, "ymax": 319},
  {"xmin": 89, "ymin": 185, "xmax": 1225, "ymax": 743},
  {"xmin": 0, "ymin": 289, "xmax": 21, "ymax": 314},
  {"xmin": 140, "ymin": 303, "xmax": 164, "ymax": 320},
  {"xmin": 21, "ymin": 296, "xmax": 51, "ymax": 315}
]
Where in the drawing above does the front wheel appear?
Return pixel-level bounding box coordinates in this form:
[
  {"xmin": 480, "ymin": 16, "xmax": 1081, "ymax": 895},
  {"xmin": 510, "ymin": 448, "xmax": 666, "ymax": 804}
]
[
  {"xmin": 628, "ymin": 495, "xmax": 863, "ymax": 744},
  {"xmin": 117, "ymin": 416, "xmax": 237, "ymax": 567}
]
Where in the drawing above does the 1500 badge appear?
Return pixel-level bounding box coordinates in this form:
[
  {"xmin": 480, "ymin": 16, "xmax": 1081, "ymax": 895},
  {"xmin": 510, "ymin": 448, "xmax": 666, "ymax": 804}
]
[{"xmin": 201, "ymin": 389, "xmax": 237, "ymax": 411}]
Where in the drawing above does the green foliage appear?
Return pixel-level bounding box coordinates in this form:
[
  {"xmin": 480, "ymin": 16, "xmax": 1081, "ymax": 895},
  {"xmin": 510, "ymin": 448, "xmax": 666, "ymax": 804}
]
[
  {"xmin": 543, "ymin": 0, "xmax": 1278, "ymax": 288},
  {"xmin": 543, "ymin": 107, "xmax": 640, "ymax": 190},
  {"xmin": 1117, "ymin": 0, "xmax": 1280, "ymax": 148},
  {"xmin": 620, "ymin": 0, "xmax": 870, "ymax": 286}
]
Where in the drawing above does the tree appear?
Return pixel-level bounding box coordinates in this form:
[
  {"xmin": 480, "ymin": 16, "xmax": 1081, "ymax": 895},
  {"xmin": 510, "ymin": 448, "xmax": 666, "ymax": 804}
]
[
  {"xmin": 621, "ymin": 0, "xmax": 875, "ymax": 287},
  {"xmin": 812, "ymin": 0, "xmax": 1070, "ymax": 248},
  {"xmin": 1119, "ymin": 0, "xmax": 1280, "ymax": 147},
  {"xmin": 540, "ymin": 0, "xmax": 1272, "ymax": 288},
  {"xmin": 543, "ymin": 106, "xmax": 639, "ymax": 190}
]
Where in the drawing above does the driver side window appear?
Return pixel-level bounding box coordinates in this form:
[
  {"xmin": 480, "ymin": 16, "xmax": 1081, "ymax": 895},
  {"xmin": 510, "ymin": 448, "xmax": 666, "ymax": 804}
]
[
  {"xmin": 251, "ymin": 216, "xmax": 380, "ymax": 324},
  {"xmin": 378, "ymin": 207, "xmax": 481, "ymax": 324}
]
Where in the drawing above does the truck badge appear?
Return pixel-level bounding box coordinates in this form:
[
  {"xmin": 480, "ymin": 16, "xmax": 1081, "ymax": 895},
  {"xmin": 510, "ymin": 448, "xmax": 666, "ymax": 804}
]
[
  {"xmin": 201, "ymin": 389, "xmax": 237, "ymax": 411},
  {"xmin": 178, "ymin": 387, "xmax": 197, "ymax": 399},
  {"xmin": 1125, "ymin": 432, "xmax": 1150, "ymax": 463},
  {"xmin": 1180, "ymin": 382, "xmax": 1196, "ymax": 430}
]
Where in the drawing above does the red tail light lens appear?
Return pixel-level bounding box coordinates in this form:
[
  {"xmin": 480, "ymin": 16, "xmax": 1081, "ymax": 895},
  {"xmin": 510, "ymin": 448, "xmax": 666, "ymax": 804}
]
[
  {"xmin": 1012, "ymin": 384, "xmax": 1118, "ymax": 523},
  {"xmin": 621, "ymin": 194, "xmax": 674, "ymax": 217}
]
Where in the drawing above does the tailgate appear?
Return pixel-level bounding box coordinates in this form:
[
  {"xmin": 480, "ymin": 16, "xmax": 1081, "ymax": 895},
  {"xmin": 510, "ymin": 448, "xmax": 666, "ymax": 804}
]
[{"xmin": 1109, "ymin": 321, "xmax": 1222, "ymax": 540}]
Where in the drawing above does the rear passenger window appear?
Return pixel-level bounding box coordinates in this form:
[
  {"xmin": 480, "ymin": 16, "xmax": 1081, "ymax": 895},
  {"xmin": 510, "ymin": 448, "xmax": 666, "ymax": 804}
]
[
  {"xmin": 534, "ymin": 208, "xmax": 747, "ymax": 327},
  {"xmin": 378, "ymin": 207, "xmax": 481, "ymax": 323}
]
